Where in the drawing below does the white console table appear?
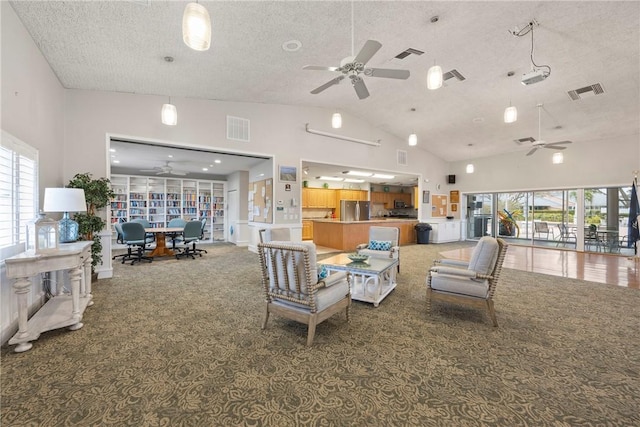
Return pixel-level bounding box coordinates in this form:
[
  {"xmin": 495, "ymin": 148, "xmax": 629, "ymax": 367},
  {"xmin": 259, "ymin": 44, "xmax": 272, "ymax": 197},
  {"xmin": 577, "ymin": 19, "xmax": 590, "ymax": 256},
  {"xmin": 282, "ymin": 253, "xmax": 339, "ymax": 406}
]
[{"xmin": 5, "ymin": 241, "xmax": 93, "ymax": 353}]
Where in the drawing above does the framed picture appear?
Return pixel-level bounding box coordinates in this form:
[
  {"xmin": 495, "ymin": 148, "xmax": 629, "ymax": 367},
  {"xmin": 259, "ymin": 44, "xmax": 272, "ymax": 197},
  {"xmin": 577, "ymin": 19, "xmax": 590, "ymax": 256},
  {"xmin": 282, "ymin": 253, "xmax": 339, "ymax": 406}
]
[
  {"xmin": 451, "ymin": 203, "xmax": 458, "ymax": 212},
  {"xmin": 450, "ymin": 190, "xmax": 460, "ymax": 204},
  {"xmin": 423, "ymin": 190, "xmax": 430, "ymax": 204},
  {"xmin": 279, "ymin": 165, "xmax": 297, "ymax": 182}
]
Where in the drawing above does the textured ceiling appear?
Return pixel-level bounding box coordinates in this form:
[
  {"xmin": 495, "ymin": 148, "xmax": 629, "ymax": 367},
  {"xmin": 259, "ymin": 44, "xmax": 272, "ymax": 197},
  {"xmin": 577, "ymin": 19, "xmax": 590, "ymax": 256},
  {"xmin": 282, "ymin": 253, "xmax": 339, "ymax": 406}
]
[{"xmin": 10, "ymin": 0, "xmax": 640, "ymax": 167}]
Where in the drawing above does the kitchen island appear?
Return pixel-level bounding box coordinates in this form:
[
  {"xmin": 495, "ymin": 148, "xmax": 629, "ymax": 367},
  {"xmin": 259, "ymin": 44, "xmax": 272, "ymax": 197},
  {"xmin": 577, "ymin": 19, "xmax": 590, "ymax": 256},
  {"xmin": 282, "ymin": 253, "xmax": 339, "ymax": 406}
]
[{"xmin": 312, "ymin": 219, "xmax": 419, "ymax": 251}]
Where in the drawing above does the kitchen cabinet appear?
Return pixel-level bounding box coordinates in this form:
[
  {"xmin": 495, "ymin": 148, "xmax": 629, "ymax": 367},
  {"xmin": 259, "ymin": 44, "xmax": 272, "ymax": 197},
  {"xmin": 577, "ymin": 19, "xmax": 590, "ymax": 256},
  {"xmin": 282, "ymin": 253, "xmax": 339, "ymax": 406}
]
[
  {"xmin": 302, "ymin": 220, "xmax": 314, "ymax": 240},
  {"xmin": 302, "ymin": 188, "xmax": 336, "ymax": 208},
  {"xmin": 370, "ymin": 191, "xmax": 413, "ymax": 208}
]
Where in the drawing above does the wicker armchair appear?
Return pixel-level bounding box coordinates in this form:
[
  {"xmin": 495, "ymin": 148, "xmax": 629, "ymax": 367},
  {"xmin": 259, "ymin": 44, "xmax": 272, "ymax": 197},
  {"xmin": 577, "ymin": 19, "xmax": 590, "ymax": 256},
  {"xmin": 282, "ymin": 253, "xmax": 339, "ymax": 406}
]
[
  {"xmin": 426, "ymin": 237, "xmax": 507, "ymax": 326},
  {"xmin": 257, "ymin": 241, "xmax": 351, "ymax": 346}
]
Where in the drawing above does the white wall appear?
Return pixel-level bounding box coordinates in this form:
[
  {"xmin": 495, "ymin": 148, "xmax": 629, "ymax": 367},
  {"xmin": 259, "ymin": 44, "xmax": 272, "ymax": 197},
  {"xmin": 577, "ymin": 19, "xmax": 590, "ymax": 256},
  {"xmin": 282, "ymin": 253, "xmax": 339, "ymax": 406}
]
[
  {"xmin": 448, "ymin": 134, "xmax": 639, "ymax": 193},
  {"xmin": 63, "ymin": 89, "xmax": 447, "ymax": 223},
  {"xmin": 1, "ymin": 1, "xmax": 66, "ymax": 192}
]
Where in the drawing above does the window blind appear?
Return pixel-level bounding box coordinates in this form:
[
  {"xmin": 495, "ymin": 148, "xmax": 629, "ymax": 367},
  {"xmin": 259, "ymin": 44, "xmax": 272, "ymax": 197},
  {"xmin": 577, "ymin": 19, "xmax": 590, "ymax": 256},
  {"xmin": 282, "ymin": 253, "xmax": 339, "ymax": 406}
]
[{"xmin": 0, "ymin": 130, "xmax": 38, "ymax": 256}]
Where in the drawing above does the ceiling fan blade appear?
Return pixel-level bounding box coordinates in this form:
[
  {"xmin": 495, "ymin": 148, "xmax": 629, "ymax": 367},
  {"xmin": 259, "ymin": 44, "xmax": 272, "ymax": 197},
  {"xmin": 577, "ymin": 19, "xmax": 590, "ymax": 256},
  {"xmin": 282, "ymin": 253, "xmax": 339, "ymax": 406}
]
[
  {"xmin": 310, "ymin": 75, "xmax": 345, "ymax": 94},
  {"xmin": 514, "ymin": 137, "xmax": 536, "ymax": 145},
  {"xmin": 303, "ymin": 65, "xmax": 339, "ymax": 71},
  {"xmin": 543, "ymin": 145, "xmax": 567, "ymax": 150},
  {"xmin": 140, "ymin": 169, "xmax": 160, "ymax": 172},
  {"xmin": 353, "ymin": 40, "xmax": 382, "ymax": 65},
  {"xmin": 526, "ymin": 147, "xmax": 539, "ymax": 156},
  {"xmin": 352, "ymin": 77, "xmax": 370, "ymax": 100},
  {"xmin": 366, "ymin": 68, "xmax": 410, "ymax": 79},
  {"xmin": 546, "ymin": 140, "xmax": 573, "ymax": 146},
  {"xmin": 170, "ymin": 171, "xmax": 188, "ymax": 176}
]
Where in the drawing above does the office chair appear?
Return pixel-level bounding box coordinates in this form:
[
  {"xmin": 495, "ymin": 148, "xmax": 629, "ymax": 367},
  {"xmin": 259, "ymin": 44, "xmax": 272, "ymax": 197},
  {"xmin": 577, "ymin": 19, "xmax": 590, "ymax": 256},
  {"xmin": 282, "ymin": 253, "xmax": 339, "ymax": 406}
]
[
  {"xmin": 167, "ymin": 218, "xmax": 187, "ymax": 249},
  {"xmin": 111, "ymin": 222, "xmax": 130, "ymax": 262},
  {"xmin": 120, "ymin": 222, "xmax": 153, "ymax": 265},
  {"xmin": 176, "ymin": 221, "xmax": 204, "ymax": 259}
]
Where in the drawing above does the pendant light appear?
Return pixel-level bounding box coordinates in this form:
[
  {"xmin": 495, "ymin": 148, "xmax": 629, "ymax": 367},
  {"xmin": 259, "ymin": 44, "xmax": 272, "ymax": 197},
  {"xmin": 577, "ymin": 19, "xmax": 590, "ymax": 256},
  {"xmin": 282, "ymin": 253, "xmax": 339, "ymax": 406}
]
[
  {"xmin": 408, "ymin": 133, "xmax": 418, "ymax": 146},
  {"xmin": 427, "ymin": 63, "xmax": 443, "ymax": 90},
  {"xmin": 504, "ymin": 103, "xmax": 518, "ymax": 123},
  {"xmin": 183, "ymin": 2, "xmax": 211, "ymax": 51},
  {"xmin": 466, "ymin": 164, "xmax": 475, "ymax": 174},
  {"xmin": 552, "ymin": 152, "xmax": 564, "ymax": 164},
  {"xmin": 331, "ymin": 112, "xmax": 342, "ymax": 129},
  {"xmin": 161, "ymin": 98, "xmax": 177, "ymax": 126}
]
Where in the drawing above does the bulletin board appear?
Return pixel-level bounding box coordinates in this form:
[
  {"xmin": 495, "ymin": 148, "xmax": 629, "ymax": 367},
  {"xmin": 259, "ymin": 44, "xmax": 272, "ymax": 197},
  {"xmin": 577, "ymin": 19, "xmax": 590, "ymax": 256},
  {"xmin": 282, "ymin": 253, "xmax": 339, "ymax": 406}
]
[
  {"xmin": 431, "ymin": 194, "xmax": 448, "ymax": 218},
  {"xmin": 248, "ymin": 178, "xmax": 273, "ymax": 223}
]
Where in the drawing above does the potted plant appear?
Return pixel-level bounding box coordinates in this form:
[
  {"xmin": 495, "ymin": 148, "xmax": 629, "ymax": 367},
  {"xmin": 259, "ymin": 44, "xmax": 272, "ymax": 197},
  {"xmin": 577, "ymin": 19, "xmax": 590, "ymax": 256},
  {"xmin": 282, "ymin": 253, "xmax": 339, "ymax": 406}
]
[
  {"xmin": 67, "ymin": 173, "xmax": 115, "ymax": 271},
  {"xmin": 498, "ymin": 208, "xmax": 520, "ymax": 237}
]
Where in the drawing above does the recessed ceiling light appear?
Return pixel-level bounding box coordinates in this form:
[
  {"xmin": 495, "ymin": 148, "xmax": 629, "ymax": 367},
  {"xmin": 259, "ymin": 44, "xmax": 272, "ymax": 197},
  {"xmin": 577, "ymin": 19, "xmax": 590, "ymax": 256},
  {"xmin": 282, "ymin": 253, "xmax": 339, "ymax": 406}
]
[
  {"xmin": 282, "ymin": 39, "xmax": 302, "ymax": 52},
  {"xmin": 317, "ymin": 176, "xmax": 343, "ymax": 182},
  {"xmin": 168, "ymin": 154, "xmax": 173, "ymax": 158},
  {"xmin": 209, "ymin": 164, "xmax": 213, "ymax": 167},
  {"xmin": 372, "ymin": 173, "xmax": 395, "ymax": 179},
  {"xmin": 109, "ymin": 148, "xmax": 116, "ymax": 152},
  {"xmin": 113, "ymin": 160, "xmax": 120, "ymax": 164},
  {"xmin": 214, "ymin": 159, "xmax": 221, "ymax": 164},
  {"xmin": 344, "ymin": 170, "xmax": 373, "ymax": 177},
  {"xmin": 202, "ymin": 168, "xmax": 208, "ymax": 171}
]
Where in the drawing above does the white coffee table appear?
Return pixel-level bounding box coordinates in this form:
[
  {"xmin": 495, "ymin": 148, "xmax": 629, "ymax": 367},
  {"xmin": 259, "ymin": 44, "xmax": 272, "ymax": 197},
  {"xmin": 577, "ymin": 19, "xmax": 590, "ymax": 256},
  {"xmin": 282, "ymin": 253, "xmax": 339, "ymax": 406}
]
[{"xmin": 319, "ymin": 254, "xmax": 398, "ymax": 307}]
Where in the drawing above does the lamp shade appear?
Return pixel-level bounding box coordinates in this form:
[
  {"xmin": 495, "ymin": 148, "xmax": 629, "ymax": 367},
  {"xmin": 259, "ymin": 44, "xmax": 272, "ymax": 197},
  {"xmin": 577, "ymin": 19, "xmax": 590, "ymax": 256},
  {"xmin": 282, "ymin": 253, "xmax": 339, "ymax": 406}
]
[
  {"xmin": 161, "ymin": 103, "xmax": 177, "ymax": 126},
  {"xmin": 183, "ymin": 2, "xmax": 211, "ymax": 51},
  {"xmin": 427, "ymin": 64, "xmax": 443, "ymax": 90},
  {"xmin": 331, "ymin": 112, "xmax": 342, "ymax": 129},
  {"xmin": 504, "ymin": 105, "xmax": 518, "ymax": 123},
  {"xmin": 43, "ymin": 188, "xmax": 87, "ymax": 213},
  {"xmin": 408, "ymin": 133, "xmax": 418, "ymax": 146}
]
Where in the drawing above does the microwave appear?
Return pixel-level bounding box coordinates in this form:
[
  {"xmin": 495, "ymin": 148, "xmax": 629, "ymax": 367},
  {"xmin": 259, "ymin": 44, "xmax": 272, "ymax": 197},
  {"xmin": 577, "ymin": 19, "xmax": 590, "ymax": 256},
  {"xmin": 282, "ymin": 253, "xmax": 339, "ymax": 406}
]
[{"xmin": 394, "ymin": 200, "xmax": 406, "ymax": 209}]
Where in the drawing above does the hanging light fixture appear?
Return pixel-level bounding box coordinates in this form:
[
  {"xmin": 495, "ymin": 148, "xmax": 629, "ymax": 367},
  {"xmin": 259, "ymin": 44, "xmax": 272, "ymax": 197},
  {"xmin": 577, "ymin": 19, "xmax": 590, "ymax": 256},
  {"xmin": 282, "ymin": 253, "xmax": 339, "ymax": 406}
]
[
  {"xmin": 504, "ymin": 102, "xmax": 518, "ymax": 123},
  {"xmin": 552, "ymin": 152, "xmax": 564, "ymax": 164},
  {"xmin": 331, "ymin": 112, "xmax": 342, "ymax": 129},
  {"xmin": 182, "ymin": 2, "xmax": 211, "ymax": 51},
  {"xmin": 466, "ymin": 164, "xmax": 475, "ymax": 173},
  {"xmin": 161, "ymin": 98, "xmax": 177, "ymax": 126},
  {"xmin": 427, "ymin": 63, "xmax": 443, "ymax": 90},
  {"xmin": 408, "ymin": 133, "xmax": 418, "ymax": 146}
]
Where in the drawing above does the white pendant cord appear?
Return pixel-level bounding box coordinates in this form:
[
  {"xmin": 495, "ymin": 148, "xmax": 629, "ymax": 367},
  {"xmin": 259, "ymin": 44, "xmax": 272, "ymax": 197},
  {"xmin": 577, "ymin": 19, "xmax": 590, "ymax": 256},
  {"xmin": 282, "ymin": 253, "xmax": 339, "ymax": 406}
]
[
  {"xmin": 538, "ymin": 104, "xmax": 542, "ymax": 141},
  {"xmin": 350, "ymin": 1, "xmax": 354, "ymax": 57}
]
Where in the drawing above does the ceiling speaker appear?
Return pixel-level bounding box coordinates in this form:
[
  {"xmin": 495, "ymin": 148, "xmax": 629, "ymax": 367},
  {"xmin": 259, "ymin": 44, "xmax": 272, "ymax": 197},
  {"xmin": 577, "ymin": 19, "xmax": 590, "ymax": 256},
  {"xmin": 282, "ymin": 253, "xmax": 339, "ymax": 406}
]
[{"xmin": 447, "ymin": 174, "xmax": 456, "ymax": 184}]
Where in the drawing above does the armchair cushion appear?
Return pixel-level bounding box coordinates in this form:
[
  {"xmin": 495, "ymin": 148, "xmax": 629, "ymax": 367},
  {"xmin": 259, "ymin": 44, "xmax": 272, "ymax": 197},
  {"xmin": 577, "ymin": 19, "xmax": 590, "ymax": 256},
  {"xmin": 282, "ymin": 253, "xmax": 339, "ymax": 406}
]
[
  {"xmin": 369, "ymin": 240, "xmax": 392, "ymax": 251},
  {"xmin": 273, "ymin": 278, "xmax": 349, "ymax": 312},
  {"xmin": 467, "ymin": 236, "xmax": 499, "ymax": 275},
  {"xmin": 430, "ymin": 272, "xmax": 489, "ymax": 298}
]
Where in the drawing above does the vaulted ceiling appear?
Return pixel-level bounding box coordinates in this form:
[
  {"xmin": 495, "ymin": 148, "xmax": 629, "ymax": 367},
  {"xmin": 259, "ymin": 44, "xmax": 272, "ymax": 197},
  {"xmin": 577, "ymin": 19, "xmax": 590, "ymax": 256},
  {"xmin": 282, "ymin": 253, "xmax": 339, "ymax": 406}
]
[{"xmin": 10, "ymin": 1, "xmax": 640, "ymax": 165}]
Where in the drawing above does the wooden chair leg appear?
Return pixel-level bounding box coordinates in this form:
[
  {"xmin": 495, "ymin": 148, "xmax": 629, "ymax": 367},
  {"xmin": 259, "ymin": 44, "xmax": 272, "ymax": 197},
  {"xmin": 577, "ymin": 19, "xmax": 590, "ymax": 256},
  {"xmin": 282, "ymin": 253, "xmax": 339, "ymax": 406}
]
[
  {"xmin": 487, "ymin": 299, "xmax": 498, "ymax": 327},
  {"xmin": 261, "ymin": 302, "xmax": 270, "ymax": 330},
  {"xmin": 306, "ymin": 319, "xmax": 317, "ymax": 347}
]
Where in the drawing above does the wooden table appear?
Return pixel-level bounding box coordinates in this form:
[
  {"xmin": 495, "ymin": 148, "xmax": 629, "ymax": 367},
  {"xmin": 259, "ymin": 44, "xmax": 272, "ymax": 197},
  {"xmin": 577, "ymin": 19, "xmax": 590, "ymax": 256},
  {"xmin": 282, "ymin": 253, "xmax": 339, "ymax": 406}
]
[
  {"xmin": 5, "ymin": 241, "xmax": 93, "ymax": 352},
  {"xmin": 145, "ymin": 227, "xmax": 183, "ymax": 257}
]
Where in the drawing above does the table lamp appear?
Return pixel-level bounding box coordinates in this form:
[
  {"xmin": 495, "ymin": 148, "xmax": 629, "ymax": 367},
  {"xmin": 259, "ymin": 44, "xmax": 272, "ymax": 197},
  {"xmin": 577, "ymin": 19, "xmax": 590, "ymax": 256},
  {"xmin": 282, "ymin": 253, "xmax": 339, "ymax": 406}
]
[{"xmin": 43, "ymin": 188, "xmax": 87, "ymax": 243}]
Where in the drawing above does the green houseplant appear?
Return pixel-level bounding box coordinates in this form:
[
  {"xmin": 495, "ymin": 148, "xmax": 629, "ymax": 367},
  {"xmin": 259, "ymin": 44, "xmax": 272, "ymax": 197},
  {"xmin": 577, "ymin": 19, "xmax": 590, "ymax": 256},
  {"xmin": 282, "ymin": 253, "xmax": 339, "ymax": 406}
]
[{"xmin": 67, "ymin": 173, "xmax": 115, "ymax": 270}]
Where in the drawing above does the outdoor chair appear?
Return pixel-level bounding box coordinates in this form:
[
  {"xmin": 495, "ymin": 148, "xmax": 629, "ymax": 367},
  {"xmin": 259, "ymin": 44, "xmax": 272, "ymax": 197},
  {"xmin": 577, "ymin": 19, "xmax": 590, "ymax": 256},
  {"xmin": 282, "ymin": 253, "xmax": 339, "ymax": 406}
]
[
  {"xmin": 556, "ymin": 224, "xmax": 577, "ymax": 247},
  {"xmin": 257, "ymin": 241, "xmax": 351, "ymax": 346},
  {"xmin": 426, "ymin": 236, "xmax": 508, "ymax": 327},
  {"xmin": 356, "ymin": 226, "xmax": 400, "ymax": 273},
  {"xmin": 533, "ymin": 221, "xmax": 554, "ymax": 240}
]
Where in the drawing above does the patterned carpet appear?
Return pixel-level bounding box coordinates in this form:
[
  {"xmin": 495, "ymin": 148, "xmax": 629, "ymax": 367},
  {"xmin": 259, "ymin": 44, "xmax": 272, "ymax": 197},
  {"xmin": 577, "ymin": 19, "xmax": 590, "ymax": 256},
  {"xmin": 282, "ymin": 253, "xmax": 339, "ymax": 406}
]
[{"xmin": 2, "ymin": 242, "xmax": 639, "ymax": 426}]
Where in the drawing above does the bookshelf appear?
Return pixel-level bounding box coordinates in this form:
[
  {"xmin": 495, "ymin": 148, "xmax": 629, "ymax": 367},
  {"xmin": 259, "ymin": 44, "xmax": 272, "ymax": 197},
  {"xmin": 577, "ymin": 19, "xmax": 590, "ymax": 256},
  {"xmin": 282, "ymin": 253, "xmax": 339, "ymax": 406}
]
[{"xmin": 109, "ymin": 175, "xmax": 226, "ymax": 243}]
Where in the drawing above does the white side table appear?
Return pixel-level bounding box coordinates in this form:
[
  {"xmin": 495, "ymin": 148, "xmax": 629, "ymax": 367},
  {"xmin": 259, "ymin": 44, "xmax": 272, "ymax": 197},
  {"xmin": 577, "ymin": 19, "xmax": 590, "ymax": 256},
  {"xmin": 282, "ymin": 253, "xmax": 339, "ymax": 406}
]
[{"xmin": 5, "ymin": 241, "xmax": 93, "ymax": 352}]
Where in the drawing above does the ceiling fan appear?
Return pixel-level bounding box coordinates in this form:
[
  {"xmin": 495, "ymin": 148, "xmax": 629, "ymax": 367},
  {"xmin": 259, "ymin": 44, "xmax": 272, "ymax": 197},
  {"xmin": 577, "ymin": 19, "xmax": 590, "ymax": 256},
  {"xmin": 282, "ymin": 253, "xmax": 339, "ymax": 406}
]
[
  {"xmin": 303, "ymin": 39, "xmax": 410, "ymax": 100},
  {"xmin": 514, "ymin": 103, "xmax": 572, "ymax": 156},
  {"xmin": 140, "ymin": 161, "xmax": 188, "ymax": 176}
]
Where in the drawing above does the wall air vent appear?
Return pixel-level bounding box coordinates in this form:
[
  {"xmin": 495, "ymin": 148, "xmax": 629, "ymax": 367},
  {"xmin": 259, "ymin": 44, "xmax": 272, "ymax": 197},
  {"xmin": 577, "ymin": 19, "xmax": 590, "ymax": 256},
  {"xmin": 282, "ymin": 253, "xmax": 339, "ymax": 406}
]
[
  {"xmin": 227, "ymin": 116, "xmax": 250, "ymax": 142},
  {"xmin": 443, "ymin": 69, "xmax": 466, "ymax": 82},
  {"xmin": 397, "ymin": 149, "xmax": 408, "ymax": 166},
  {"xmin": 567, "ymin": 83, "xmax": 605, "ymax": 100}
]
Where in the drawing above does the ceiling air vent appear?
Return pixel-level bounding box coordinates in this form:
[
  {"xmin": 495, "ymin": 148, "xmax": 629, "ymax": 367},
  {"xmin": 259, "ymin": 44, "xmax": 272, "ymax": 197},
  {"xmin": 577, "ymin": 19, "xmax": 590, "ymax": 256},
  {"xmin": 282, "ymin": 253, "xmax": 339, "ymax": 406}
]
[
  {"xmin": 443, "ymin": 69, "xmax": 466, "ymax": 82},
  {"xmin": 227, "ymin": 116, "xmax": 250, "ymax": 142},
  {"xmin": 567, "ymin": 83, "xmax": 605, "ymax": 100},
  {"xmin": 394, "ymin": 48, "xmax": 424, "ymax": 60},
  {"xmin": 397, "ymin": 149, "xmax": 408, "ymax": 166}
]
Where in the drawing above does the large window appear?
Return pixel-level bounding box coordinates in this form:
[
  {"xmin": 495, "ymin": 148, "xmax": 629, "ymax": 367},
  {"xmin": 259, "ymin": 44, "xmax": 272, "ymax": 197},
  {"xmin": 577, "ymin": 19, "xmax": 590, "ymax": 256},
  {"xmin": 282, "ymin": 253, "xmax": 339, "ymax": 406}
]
[{"xmin": 0, "ymin": 131, "xmax": 38, "ymax": 258}]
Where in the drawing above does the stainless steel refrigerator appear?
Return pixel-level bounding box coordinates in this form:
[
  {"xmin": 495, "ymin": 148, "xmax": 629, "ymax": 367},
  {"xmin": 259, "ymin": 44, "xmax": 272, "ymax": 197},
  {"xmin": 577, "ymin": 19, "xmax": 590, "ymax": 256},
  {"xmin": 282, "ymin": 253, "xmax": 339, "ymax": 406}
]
[{"xmin": 340, "ymin": 200, "xmax": 370, "ymax": 221}]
